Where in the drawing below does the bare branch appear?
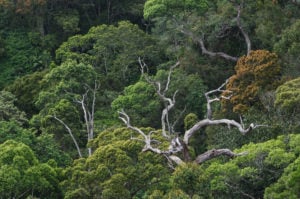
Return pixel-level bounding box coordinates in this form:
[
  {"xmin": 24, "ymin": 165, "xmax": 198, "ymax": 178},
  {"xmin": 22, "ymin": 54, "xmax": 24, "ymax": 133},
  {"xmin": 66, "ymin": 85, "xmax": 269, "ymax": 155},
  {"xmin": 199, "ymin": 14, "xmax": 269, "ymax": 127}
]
[
  {"xmin": 118, "ymin": 110, "xmax": 164, "ymax": 154},
  {"xmin": 139, "ymin": 58, "xmax": 180, "ymax": 137},
  {"xmin": 184, "ymin": 118, "xmax": 260, "ymax": 145},
  {"xmin": 118, "ymin": 109, "xmax": 147, "ymax": 139},
  {"xmin": 180, "ymin": 29, "xmax": 238, "ymax": 62},
  {"xmin": 177, "ymin": 3, "xmax": 251, "ymax": 61},
  {"xmin": 51, "ymin": 115, "xmax": 82, "ymax": 158},
  {"xmin": 194, "ymin": 149, "xmax": 248, "ymax": 164},
  {"xmin": 205, "ymin": 79, "xmax": 232, "ymax": 119},
  {"xmin": 236, "ymin": 5, "xmax": 251, "ymax": 55},
  {"xmin": 169, "ymin": 155, "xmax": 185, "ymax": 165},
  {"xmin": 74, "ymin": 80, "xmax": 100, "ymax": 156},
  {"xmin": 197, "ymin": 37, "xmax": 239, "ymax": 62},
  {"xmin": 118, "ymin": 59, "xmax": 266, "ymax": 166}
]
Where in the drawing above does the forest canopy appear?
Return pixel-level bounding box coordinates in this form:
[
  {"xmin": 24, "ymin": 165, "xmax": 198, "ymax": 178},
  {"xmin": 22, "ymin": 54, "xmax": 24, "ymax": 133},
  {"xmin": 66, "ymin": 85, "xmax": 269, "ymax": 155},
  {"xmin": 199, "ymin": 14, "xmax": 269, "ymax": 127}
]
[{"xmin": 0, "ymin": 0, "xmax": 300, "ymax": 198}]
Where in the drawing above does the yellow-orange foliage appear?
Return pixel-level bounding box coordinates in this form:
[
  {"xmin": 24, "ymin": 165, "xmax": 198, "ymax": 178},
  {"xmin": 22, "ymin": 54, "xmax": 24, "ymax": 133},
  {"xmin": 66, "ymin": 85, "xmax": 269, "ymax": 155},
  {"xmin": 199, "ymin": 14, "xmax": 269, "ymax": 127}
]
[{"xmin": 224, "ymin": 50, "xmax": 281, "ymax": 113}]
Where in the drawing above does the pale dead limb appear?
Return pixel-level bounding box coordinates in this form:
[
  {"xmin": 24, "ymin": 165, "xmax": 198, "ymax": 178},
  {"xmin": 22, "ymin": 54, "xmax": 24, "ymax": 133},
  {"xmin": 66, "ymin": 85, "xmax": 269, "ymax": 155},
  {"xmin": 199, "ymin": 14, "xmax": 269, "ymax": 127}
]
[
  {"xmin": 205, "ymin": 79, "xmax": 232, "ymax": 119},
  {"xmin": 194, "ymin": 149, "xmax": 248, "ymax": 164},
  {"xmin": 51, "ymin": 115, "xmax": 82, "ymax": 158},
  {"xmin": 118, "ymin": 61, "xmax": 265, "ymax": 166},
  {"xmin": 139, "ymin": 58, "xmax": 180, "ymax": 137},
  {"xmin": 184, "ymin": 118, "xmax": 259, "ymax": 146},
  {"xmin": 236, "ymin": 4, "xmax": 251, "ymax": 55},
  {"xmin": 178, "ymin": 2, "xmax": 251, "ymax": 61},
  {"xmin": 180, "ymin": 29, "xmax": 238, "ymax": 62},
  {"xmin": 74, "ymin": 80, "xmax": 100, "ymax": 156},
  {"xmin": 118, "ymin": 109, "xmax": 164, "ymax": 154}
]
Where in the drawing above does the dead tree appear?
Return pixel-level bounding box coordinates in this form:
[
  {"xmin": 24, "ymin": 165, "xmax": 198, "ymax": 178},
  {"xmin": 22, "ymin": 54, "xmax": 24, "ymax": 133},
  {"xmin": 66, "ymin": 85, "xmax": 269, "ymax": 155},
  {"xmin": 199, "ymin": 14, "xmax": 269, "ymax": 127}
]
[
  {"xmin": 74, "ymin": 81, "xmax": 99, "ymax": 157},
  {"xmin": 118, "ymin": 60, "xmax": 264, "ymax": 166},
  {"xmin": 52, "ymin": 80, "xmax": 99, "ymax": 157}
]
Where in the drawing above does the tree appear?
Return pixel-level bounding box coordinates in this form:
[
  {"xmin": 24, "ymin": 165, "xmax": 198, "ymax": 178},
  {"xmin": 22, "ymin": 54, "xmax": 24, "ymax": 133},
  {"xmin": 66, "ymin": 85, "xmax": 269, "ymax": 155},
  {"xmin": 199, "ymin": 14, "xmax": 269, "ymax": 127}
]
[
  {"xmin": 274, "ymin": 19, "xmax": 300, "ymax": 78},
  {"xmin": 6, "ymin": 71, "xmax": 46, "ymax": 117},
  {"xmin": 0, "ymin": 90, "xmax": 27, "ymax": 125},
  {"xmin": 112, "ymin": 80, "xmax": 161, "ymax": 128},
  {"xmin": 224, "ymin": 50, "xmax": 281, "ymax": 113},
  {"xmin": 145, "ymin": 134, "xmax": 299, "ymax": 198},
  {"xmin": 143, "ymin": 0, "xmax": 208, "ymax": 19},
  {"xmin": 0, "ymin": 0, "xmax": 47, "ymax": 34},
  {"xmin": 144, "ymin": 0, "xmax": 253, "ymax": 61},
  {"xmin": 112, "ymin": 67, "xmax": 207, "ymax": 129},
  {"xmin": 60, "ymin": 127, "xmax": 171, "ymax": 198},
  {"xmin": 275, "ymin": 77, "xmax": 300, "ymax": 114},
  {"xmin": 33, "ymin": 60, "xmax": 99, "ymax": 157},
  {"xmin": 264, "ymin": 156, "xmax": 300, "ymax": 198},
  {"xmin": 118, "ymin": 61, "xmax": 264, "ymax": 166},
  {"xmin": 55, "ymin": 21, "xmax": 162, "ymax": 90},
  {"xmin": 0, "ymin": 140, "xmax": 62, "ymax": 198},
  {"xmin": 0, "ymin": 31, "xmax": 51, "ymax": 88}
]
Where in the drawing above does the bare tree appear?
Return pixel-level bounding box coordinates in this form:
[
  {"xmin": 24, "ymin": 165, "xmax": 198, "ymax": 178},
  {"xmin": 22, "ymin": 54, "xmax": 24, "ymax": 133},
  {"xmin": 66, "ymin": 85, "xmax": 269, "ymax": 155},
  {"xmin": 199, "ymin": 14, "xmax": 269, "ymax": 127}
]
[
  {"xmin": 74, "ymin": 81, "xmax": 100, "ymax": 156},
  {"xmin": 52, "ymin": 80, "xmax": 99, "ymax": 157},
  {"xmin": 118, "ymin": 60, "xmax": 264, "ymax": 166}
]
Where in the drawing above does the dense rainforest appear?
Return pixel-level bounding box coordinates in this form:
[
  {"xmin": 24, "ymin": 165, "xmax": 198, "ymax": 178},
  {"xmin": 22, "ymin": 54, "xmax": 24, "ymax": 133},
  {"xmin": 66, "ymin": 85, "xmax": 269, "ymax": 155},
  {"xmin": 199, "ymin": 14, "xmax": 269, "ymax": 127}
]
[{"xmin": 0, "ymin": 0, "xmax": 300, "ymax": 198}]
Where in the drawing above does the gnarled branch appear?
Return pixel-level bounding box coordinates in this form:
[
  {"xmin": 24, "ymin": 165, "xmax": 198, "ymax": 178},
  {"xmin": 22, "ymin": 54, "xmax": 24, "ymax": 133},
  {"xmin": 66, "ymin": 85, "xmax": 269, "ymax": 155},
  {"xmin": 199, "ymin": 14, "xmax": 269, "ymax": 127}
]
[
  {"xmin": 194, "ymin": 149, "xmax": 248, "ymax": 164},
  {"xmin": 178, "ymin": 3, "xmax": 251, "ymax": 61},
  {"xmin": 139, "ymin": 58, "xmax": 180, "ymax": 137},
  {"xmin": 118, "ymin": 61, "xmax": 265, "ymax": 166},
  {"xmin": 180, "ymin": 29, "xmax": 238, "ymax": 62}
]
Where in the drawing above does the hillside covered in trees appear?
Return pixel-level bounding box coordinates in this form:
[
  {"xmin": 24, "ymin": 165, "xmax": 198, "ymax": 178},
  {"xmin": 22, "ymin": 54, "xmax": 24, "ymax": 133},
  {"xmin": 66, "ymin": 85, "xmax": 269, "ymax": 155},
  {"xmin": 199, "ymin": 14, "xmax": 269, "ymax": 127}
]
[{"xmin": 0, "ymin": 0, "xmax": 300, "ymax": 198}]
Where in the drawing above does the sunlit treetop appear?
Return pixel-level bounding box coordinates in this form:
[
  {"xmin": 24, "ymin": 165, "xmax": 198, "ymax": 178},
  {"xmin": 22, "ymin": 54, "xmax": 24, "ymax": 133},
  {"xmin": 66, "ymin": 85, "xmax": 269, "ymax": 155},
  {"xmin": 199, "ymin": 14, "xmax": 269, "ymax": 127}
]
[{"xmin": 143, "ymin": 0, "xmax": 209, "ymax": 19}]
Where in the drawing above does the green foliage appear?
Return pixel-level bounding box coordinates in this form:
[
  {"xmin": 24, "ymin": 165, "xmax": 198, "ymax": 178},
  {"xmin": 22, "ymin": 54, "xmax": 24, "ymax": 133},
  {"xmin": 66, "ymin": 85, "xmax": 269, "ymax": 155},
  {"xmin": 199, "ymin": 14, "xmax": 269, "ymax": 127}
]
[
  {"xmin": 0, "ymin": 121, "xmax": 34, "ymax": 146},
  {"xmin": 171, "ymin": 163, "xmax": 205, "ymax": 197},
  {"xmin": 0, "ymin": 1, "xmax": 299, "ymax": 198},
  {"xmin": 6, "ymin": 71, "xmax": 46, "ymax": 117},
  {"xmin": 144, "ymin": 0, "xmax": 208, "ymax": 19},
  {"xmin": 113, "ymin": 68, "xmax": 207, "ymax": 129},
  {"xmin": 0, "ymin": 31, "xmax": 51, "ymax": 88},
  {"xmin": 0, "ymin": 140, "xmax": 62, "ymax": 198},
  {"xmin": 0, "ymin": 120, "xmax": 71, "ymax": 166},
  {"xmin": 56, "ymin": 21, "xmax": 162, "ymax": 90},
  {"xmin": 264, "ymin": 156, "xmax": 300, "ymax": 198},
  {"xmin": 275, "ymin": 77, "xmax": 300, "ymax": 113},
  {"xmin": 274, "ymin": 19, "xmax": 300, "ymax": 77},
  {"xmin": 112, "ymin": 80, "xmax": 161, "ymax": 127},
  {"xmin": 54, "ymin": 10, "xmax": 80, "ymax": 34},
  {"xmin": 163, "ymin": 134, "xmax": 300, "ymax": 198},
  {"xmin": 184, "ymin": 113, "xmax": 198, "ymax": 130},
  {"xmin": 32, "ymin": 60, "xmax": 100, "ymax": 156},
  {"xmin": 61, "ymin": 127, "xmax": 171, "ymax": 198},
  {"xmin": 0, "ymin": 90, "xmax": 27, "ymax": 125},
  {"xmin": 206, "ymin": 106, "xmax": 288, "ymax": 150}
]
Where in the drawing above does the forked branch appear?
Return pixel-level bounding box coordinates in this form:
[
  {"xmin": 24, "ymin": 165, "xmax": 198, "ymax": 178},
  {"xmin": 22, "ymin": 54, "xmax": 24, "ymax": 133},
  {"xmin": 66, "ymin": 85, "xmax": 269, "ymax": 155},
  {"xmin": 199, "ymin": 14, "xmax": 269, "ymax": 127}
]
[
  {"xmin": 118, "ymin": 61, "xmax": 265, "ymax": 166},
  {"xmin": 179, "ymin": 3, "xmax": 251, "ymax": 61},
  {"xmin": 139, "ymin": 58, "xmax": 180, "ymax": 137}
]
